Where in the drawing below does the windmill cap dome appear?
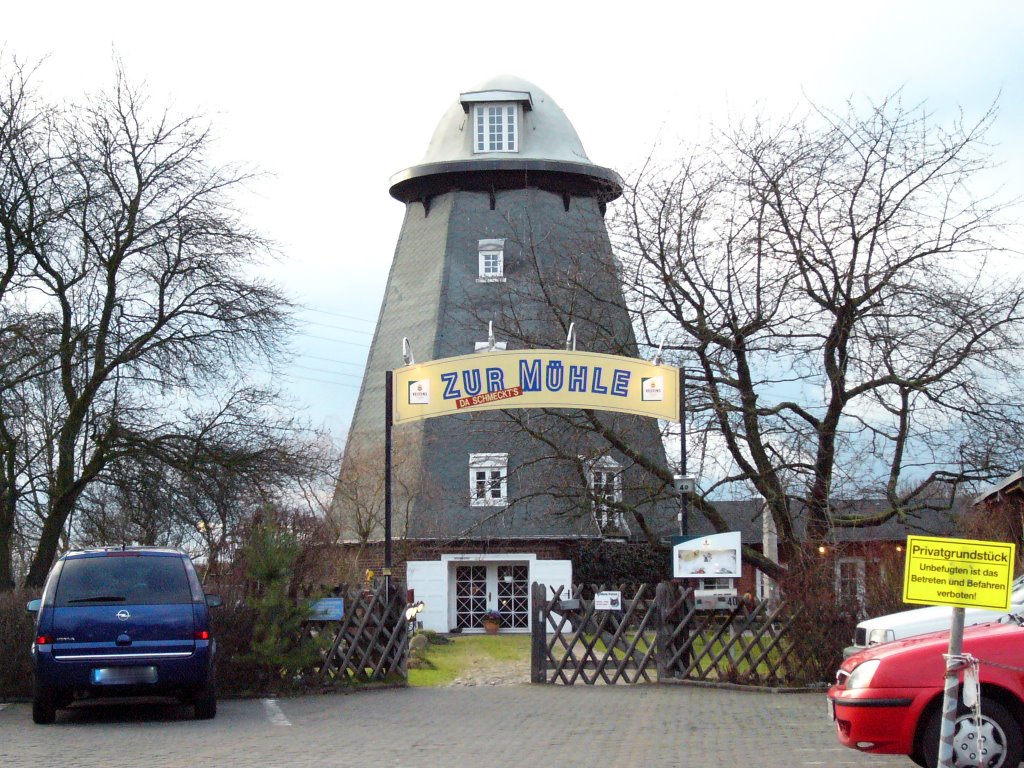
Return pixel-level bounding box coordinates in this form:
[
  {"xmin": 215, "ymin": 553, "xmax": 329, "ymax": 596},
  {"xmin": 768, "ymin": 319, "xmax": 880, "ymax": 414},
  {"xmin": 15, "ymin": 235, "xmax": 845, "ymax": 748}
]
[{"xmin": 389, "ymin": 75, "xmax": 621, "ymax": 203}]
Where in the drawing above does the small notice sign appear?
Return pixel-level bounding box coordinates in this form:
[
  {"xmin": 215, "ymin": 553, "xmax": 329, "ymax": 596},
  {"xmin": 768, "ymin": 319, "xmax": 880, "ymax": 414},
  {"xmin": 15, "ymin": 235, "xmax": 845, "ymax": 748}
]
[
  {"xmin": 309, "ymin": 597, "xmax": 345, "ymax": 621},
  {"xmin": 408, "ymin": 379, "xmax": 430, "ymax": 405},
  {"xmin": 641, "ymin": 376, "xmax": 665, "ymax": 401},
  {"xmin": 595, "ymin": 591, "xmax": 622, "ymax": 610},
  {"xmin": 903, "ymin": 535, "xmax": 1016, "ymax": 611}
]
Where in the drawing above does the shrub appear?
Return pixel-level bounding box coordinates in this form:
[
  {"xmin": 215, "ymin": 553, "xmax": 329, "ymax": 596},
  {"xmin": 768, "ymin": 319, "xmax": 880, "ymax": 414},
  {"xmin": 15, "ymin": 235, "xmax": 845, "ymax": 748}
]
[
  {"xmin": 209, "ymin": 586, "xmax": 264, "ymax": 695},
  {"xmin": 242, "ymin": 522, "xmax": 327, "ymax": 684},
  {"xmin": 777, "ymin": 550, "xmax": 860, "ymax": 685},
  {"xmin": 0, "ymin": 589, "xmax": 35, "ymax": 700},
  {"xmin": 565, "ymin": 540, "xmax": 670, "ymax": 586}
]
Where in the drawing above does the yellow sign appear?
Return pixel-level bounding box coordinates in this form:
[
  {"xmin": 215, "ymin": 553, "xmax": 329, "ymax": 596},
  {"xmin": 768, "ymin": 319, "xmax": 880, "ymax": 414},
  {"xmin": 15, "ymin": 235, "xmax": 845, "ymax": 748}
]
[
  {"xmin": 903, "ymin": 535, "xmax": 1016, "ymax": 610},
  {"xmin": 393, "ymin": 350, "xmax": 680, "ymax": 424}
]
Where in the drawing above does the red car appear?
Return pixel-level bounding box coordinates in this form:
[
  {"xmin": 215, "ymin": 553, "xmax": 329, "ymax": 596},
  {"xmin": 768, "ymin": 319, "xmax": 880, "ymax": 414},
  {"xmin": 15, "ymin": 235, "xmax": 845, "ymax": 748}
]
[{"xmin": 828, "ymin": 619, "xmax": 1024, "ymax": 768}]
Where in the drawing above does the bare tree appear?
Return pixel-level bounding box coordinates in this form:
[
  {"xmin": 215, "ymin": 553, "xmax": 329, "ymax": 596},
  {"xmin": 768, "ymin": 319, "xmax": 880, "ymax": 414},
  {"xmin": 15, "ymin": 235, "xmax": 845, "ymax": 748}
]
[
  {"xmin": 330, "ymin": 431, "xmax": 433, "ymax": 582},
  {"xmin": 614, "ymin": 92, "xmax": 1024, "ymax": 555},
  {"xmin": 73, "ymin": 388, "xmax": 336, "ymax": 569},
  {"xmin": 0, "ymin": 59, "xmax": 315, "ymax": 588},
  {"xmin": 440, "ymin": 202, "xmax": 682, "ymax": 550},
  {"xmin": 0, "ymin": 56, "xmax": 61, "ymax": 588}
]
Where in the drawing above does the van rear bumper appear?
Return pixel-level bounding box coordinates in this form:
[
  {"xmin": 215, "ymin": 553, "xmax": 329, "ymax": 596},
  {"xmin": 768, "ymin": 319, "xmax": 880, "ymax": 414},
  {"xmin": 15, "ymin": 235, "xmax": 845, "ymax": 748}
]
[{"xmin": 33, "ymin": 641, "xmax": 214, "ymax": 695}]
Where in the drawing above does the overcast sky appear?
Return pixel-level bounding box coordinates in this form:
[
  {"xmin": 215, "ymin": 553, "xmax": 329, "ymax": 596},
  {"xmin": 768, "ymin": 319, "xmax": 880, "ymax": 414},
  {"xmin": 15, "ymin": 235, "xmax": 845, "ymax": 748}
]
[{"xmin": 5, "ymin": 1, "xmax": 1024, "ymax": 442}]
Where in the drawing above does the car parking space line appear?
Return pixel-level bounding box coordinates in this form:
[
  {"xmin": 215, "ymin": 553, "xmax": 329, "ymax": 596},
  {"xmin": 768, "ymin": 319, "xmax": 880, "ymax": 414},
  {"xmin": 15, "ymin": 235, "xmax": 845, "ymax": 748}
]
[{"xmin": 262, "ymin": 698, "xmax": 291, "ymax": 727}]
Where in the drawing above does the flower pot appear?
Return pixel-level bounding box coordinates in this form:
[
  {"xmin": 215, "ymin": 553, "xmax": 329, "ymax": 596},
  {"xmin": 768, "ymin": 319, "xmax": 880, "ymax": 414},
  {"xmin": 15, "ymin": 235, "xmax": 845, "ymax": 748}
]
[{"xmin": 482, "ymin": 620, "xmax": 499, "ymax": 635}]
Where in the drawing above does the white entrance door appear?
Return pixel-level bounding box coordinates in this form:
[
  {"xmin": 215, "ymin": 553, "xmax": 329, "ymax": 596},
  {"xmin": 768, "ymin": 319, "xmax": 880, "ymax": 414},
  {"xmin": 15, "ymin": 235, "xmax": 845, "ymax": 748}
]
[{"xmin": 453, "ymin": 563, "xmax": 530, "ymax": 630}]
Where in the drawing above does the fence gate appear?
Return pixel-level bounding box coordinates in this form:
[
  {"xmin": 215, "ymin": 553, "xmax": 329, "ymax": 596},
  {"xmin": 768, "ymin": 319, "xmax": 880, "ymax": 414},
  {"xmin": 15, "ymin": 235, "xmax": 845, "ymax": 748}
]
[
  {"xmin": 532, "ymin": 581, "xmax": 819, "ymax": 686},
  {"xmin": 531, "ymin": 582, "xmax": 661, "ymax": 684}
]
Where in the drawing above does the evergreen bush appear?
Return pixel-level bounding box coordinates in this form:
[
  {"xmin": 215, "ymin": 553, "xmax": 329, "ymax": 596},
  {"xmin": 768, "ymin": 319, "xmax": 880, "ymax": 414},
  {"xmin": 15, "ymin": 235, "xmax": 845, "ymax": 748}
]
[{"xmin": 243, "ymin": 522, "xmax": 327, "ymax": 684}]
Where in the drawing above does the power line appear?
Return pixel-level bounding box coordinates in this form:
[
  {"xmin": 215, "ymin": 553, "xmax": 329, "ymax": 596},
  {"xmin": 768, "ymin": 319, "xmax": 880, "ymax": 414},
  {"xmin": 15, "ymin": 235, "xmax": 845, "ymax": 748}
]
[
  {"xmin": 298, "ymin": 332, "xmax": 371, "ymax": 348},
  {"xmin": 286, "ymin": 374, "xmax": 360, "ymax": 389},
  {"xmin": 297, "ymin": 318, "xmax": 374, "ymax": 335},
  {"xmin": 291, "ymin": 363, "xmax": 364, "ymax": 379},
  {"xmin": 294, "ymin": 352, "xmax": 366, "ymax": 368},
  {"xmin": 256, "ymin": 370, "xmax": 362, "ymax": 389},
  {"xmin": 298, "ymin": 304, "xmax": 377, "ymax": 324}
]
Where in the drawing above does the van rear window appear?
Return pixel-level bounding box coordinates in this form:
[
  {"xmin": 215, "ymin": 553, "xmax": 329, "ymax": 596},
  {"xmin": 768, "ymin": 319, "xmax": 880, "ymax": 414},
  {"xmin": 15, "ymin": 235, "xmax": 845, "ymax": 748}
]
[{"xmin": 55, "ymin": 556, "xmax": 192, "ymax": 606}]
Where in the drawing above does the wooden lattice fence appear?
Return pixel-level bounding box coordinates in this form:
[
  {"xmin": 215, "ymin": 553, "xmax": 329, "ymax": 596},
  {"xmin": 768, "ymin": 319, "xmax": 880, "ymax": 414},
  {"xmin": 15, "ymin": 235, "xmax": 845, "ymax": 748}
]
[
  {"xmin": 532, "ymin": 581, "xmax": 822, "ymax": 687},
  {"xmin": 314, "ymin": 582, "xmax": 409, "ymax": 685}
]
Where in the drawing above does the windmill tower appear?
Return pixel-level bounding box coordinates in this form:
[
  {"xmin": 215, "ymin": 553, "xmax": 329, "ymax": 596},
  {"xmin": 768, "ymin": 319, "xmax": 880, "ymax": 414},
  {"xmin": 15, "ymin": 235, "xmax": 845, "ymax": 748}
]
[{"xmin": 332, "ymin": 76, "xmax": 674, "ymax": 633}]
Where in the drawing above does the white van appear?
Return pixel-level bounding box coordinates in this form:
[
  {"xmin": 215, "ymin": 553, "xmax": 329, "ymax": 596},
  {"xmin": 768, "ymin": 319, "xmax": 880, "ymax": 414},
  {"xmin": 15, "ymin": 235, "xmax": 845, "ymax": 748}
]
[
  {"xmin": 692, "ymin": 577, "xmax": 738, "ymax": 611},
  {"xmin": 845, "ymin": 574, "xmax": 1024, "ymax": 657}
]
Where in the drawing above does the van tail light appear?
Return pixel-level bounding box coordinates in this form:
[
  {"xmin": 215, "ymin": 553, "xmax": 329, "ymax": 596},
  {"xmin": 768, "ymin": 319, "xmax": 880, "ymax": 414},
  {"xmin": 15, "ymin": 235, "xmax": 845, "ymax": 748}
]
[
  {"xmin": 193, "ymin": 630, "xmax": 209, "ymax": 641},
  {"xmin": 36, "ymin": 635, "xmax": 53, "ymax": 645}
]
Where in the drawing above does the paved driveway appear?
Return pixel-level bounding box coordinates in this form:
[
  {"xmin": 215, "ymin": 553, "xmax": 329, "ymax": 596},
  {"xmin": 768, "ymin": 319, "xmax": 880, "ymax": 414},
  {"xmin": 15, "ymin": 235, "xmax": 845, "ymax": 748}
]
[{"xmin": 0, "ymin": 686, "xmax": 907, "ymax": 768}]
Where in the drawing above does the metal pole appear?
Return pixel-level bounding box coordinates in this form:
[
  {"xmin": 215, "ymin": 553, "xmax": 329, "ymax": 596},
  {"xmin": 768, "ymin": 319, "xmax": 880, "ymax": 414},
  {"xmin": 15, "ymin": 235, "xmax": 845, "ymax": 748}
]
[
  {"xmin": 936, "ymin": 607, "xmax": 966, "ymax": 768},
  {"xmin": 680, "ymin": 367, "xmax": 688, "ymax": 538},
  {"xmin": 384, "ymin": 370, "xmax": 394, "ymax": 596}
]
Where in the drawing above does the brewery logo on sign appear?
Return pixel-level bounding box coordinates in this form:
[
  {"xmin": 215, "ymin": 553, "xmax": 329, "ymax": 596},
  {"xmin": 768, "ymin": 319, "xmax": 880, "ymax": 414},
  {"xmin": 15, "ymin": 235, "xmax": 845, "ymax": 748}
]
[
  {"xmin": 641, "ymin": 376, "xmax": 664, "ymax": 401},
  {"xmin": 408, "ymin": 379, "xmax": 430, "ymax": 405}
]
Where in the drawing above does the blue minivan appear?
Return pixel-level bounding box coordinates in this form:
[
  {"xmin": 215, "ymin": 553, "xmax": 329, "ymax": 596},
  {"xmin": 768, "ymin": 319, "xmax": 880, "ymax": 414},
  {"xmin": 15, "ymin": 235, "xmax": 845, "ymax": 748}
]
[{"xmin": 27, "ymin": 547, "xmax": 221, "ymax": 724}]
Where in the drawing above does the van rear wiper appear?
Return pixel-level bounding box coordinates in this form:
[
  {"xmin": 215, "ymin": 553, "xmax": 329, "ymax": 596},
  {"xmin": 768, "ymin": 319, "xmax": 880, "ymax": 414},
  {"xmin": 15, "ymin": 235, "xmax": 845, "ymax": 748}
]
[{"xmin": 67, "ymin": 595, "xmax": 126, "ymax": 603}]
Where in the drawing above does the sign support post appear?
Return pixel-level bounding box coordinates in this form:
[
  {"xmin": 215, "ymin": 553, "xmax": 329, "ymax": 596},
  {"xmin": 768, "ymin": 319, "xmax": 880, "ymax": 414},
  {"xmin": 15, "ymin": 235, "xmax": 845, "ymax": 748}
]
[
  {"xmin": 936, "ymin": 607, "xmax": 965, "ymax": 768},
  {"xmin": 679, "ymin": 367, "xmax": 688, "ymax": 537},
  {"xmin": 383, "ymin": 370, "xmax": 393, "ymax": 595}
]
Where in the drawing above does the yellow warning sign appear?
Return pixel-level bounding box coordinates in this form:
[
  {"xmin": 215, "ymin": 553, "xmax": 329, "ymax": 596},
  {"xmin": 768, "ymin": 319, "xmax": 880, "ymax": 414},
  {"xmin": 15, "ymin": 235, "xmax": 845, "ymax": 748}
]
[{"xmin": 903, "ymin": 535, "xmax": 1016, "ymax": 610}]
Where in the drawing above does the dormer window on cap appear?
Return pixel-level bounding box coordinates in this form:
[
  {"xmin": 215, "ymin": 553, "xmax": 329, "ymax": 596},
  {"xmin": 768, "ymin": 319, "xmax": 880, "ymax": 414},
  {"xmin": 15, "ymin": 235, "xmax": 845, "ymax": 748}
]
[{"xmin": 461, "ymin": 89, "xmax": 533, "ymax": 154}]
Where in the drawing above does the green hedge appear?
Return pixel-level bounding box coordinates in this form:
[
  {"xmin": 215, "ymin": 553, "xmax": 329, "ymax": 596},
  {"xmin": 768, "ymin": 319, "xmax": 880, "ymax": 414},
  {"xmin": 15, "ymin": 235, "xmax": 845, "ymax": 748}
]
[
  {"xmin": 0, "ymin": 590, "xmax": 35, "ymax": 700},
  {"xmin": 564, "ymin": 540, "xmax": 671, "ymax": 586}
]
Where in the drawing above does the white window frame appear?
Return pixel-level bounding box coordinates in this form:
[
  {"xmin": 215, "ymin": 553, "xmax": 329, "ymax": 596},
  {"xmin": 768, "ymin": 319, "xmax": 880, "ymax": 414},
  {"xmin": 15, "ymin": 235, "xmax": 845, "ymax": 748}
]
[
  {"xmin": 586, "ymin": 456, "xmax": 627, "ymax": 535},
  {"xmin": 835, "ymin": 557, "xmax": 866, "ymax": 608},
  {"xmin": 477, "ymin": 238, "xmax": 505, "ymax": 282},
  {"xmin": 473, "ymin": 104, "xmax": 519, "ymax": 153},
  {"xmin": 469, "ymin": 453, "xmax": 508, "ymax": 507}
]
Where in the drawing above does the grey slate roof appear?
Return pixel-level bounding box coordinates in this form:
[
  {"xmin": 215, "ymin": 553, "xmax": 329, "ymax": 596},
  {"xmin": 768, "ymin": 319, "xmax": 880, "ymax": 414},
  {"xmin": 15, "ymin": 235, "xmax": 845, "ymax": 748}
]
[{"xmin": 683, "ymin": 498, "xmax": 962, "ymax": 546}]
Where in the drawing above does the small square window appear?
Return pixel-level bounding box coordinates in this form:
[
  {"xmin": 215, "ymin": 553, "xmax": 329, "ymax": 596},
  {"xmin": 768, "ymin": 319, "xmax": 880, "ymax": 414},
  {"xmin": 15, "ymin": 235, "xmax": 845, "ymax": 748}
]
[
  {"xmin": 470, "ymin": 453, "xmax": 508, "ymax": 507},
  {"xmin": 473, "ymin": 104, "xmax": 518, "ymax": 153},
  {"xmin": 477, "ymin": 238, "xmax": 505, "ymax": 282}
]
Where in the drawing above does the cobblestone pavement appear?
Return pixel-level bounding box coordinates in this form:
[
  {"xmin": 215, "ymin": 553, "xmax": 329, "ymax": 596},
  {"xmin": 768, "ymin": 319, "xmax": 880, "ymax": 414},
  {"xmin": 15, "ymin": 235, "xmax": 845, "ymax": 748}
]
[{"xmin": 0, "ymin": 685, "xmax": 908, "ymax": 768}]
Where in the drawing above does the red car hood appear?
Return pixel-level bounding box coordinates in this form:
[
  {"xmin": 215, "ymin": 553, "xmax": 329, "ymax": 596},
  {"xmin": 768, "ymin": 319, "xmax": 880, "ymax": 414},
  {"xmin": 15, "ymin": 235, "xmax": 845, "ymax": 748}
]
[{"xmin": 840, "ymin": 619, "xmax": 1024, "ymax": 688}]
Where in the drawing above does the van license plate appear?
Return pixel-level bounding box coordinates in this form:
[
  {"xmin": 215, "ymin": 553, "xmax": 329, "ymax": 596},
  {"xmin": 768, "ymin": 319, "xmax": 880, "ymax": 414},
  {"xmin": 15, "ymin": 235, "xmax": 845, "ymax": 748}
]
[{"xmin": 91, "ymin": 666, "xmax": 158, "ymax": 685}]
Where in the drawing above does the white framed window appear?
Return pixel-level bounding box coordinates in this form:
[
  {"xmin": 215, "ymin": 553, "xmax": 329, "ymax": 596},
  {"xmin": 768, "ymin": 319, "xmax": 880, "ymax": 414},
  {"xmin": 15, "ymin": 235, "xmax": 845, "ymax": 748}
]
[
  {"xmin": 470, "ymin": 453, "xmax": 508, "ymax": 507},
  {"xmin": 474, "ymin": 104, "xmax": 518, "ymax": 153},
  {"xmin": 477, "ymin": 238, "xmax": 505, "ymax": 282},
  {"xmin": 835, "ymin": 557, "xmax": 866, "ymax": 609},
  {"xmin": 587, "ymin": 456, "xmax": 627, "ymax": 535}
]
